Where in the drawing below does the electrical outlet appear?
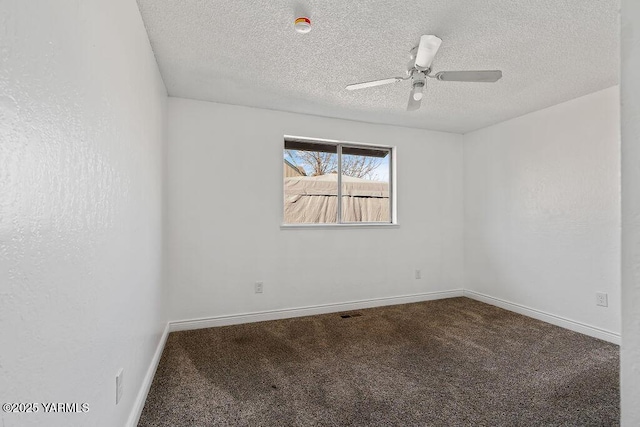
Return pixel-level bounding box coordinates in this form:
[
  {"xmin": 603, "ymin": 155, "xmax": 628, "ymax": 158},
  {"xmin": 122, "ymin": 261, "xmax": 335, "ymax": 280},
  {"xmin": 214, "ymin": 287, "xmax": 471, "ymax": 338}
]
[
  {"xmin": 596, "ymin": 292, "xmax": 608, "ymax": 307},
  {"xmin": 255, "ymin": 281, "xmax": 263, "ymax": 294},
  {"xmin": 116, "ymin": 369, "xmax": 124, "ymax": 405},
  {"xmin": 415, "ymin": 269, "xmax": 421, "ymax": 279}
]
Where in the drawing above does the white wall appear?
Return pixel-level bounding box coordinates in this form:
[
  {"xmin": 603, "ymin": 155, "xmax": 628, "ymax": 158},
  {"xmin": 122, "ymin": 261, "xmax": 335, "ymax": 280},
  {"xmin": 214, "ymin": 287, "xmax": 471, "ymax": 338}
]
[
  {"xmin": 166, "ymin": 98, "xmax": 464, "ymax": 321},
  {"xmin": 464, "ymin": 86, "xmax": 621, "ymax": 336},
  {"xmin": 621, "ymin": 0, "xmax": 640, "ymax": 424},
  {"xmin": 0, "ymin": 1, "xmax": 167, "ymax": 426}
]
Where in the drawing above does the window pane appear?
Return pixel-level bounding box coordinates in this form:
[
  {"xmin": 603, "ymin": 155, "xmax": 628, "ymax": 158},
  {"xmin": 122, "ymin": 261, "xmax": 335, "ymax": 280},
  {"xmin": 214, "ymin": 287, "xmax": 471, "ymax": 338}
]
[
  {"xmin": 340, "ymin": 148, "xmax": 390, "ymax": 223},
  {"xmin": 283, "ymin": 144, "xmax": 338, "ymax": 224}
]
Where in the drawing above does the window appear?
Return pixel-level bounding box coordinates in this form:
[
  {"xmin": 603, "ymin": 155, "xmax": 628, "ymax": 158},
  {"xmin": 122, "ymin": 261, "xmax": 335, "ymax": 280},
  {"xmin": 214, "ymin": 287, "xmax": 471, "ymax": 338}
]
[{"xmin": 283, "ymin": 136, "xmax": 393, "ymax": 225}]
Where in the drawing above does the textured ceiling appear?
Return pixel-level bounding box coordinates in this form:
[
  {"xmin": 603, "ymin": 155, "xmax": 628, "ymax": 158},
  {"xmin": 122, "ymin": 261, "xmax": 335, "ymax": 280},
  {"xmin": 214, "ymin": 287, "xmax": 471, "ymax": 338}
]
[{"xmin": 136, "ymin": 0, "xmax": 619, "ymax": 134}]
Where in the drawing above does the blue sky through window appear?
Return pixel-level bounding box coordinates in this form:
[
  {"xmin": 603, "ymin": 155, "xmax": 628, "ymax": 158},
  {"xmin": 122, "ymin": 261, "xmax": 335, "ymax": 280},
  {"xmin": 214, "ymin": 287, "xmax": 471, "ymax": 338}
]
[{"xmin": 284, "ymin": 149, "xmax": 389, "ymax": 182}]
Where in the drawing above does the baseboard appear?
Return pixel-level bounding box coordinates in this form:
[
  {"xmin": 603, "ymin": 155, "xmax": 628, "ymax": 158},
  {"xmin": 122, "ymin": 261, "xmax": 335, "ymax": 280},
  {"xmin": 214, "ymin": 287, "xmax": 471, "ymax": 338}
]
[
  {"xmin": 169, "ymin": 289, "xmax": 464, "ymax": 332},
  {"xmin": 463, "ymin": 290, "xmax": 620, "ymax": 345},
  {"xmin": 126, "ymin": 322, "xmax": 170, "ymax": 427}
]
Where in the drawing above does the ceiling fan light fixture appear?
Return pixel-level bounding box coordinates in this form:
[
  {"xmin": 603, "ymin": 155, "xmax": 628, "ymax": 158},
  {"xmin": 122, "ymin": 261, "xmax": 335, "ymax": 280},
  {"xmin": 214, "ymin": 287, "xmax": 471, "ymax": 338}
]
[
  {"xmin": 414, "ymin": 35, "xmax": 442, "ymax": 69},
  {"xmin": 411, "ymin": 80, "xmax": 425, "ymax": 100}
]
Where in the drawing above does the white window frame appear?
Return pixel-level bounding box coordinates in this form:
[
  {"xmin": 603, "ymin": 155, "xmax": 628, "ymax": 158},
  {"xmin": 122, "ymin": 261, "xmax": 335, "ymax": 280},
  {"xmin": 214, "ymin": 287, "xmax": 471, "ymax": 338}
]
[{"xmin": 281, "ymin": 135, "xmax": 398, "ymax": 229}]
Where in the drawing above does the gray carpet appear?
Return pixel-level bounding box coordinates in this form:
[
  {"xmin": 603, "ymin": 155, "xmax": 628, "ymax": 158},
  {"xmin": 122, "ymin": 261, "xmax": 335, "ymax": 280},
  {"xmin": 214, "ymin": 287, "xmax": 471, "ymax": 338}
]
[{"xmin": 138, "ymin": 297, "xmax": 619, "ymax": 426}]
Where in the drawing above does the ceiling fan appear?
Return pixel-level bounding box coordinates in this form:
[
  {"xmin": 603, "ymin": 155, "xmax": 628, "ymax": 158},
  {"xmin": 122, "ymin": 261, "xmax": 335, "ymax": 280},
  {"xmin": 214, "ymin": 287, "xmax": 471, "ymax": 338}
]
[{"xmin": 346, "ymin": 35, "xmax": 503, "ymax": 111}]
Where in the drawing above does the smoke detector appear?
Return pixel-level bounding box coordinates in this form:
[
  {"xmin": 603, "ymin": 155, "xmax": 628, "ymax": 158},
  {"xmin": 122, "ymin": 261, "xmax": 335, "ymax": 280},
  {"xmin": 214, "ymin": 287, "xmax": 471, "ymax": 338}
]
[{"xmin": 294, "ymin": 17, "xmax": 311, "ymax": 34}]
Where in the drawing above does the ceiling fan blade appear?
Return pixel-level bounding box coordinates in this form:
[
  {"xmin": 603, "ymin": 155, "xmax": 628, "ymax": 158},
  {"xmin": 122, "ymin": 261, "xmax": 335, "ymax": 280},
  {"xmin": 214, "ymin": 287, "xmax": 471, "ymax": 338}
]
[
  {"xmin": 434, "ymin": 70, "xmax": 503, "ymax": 83},
  {"xmin": 407, "ymin": 90, "xmax": 422, "ymax": 111},
  {"xmin": 346, "ymin": 77, "xmax": 404, "ymax": 91}
]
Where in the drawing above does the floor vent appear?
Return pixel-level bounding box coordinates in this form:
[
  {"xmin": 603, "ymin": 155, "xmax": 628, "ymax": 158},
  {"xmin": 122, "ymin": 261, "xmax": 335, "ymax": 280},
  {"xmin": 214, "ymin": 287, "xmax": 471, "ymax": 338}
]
[{"xmin": 340, "ymin": 313, "xmax": 362, "ymax": 319}]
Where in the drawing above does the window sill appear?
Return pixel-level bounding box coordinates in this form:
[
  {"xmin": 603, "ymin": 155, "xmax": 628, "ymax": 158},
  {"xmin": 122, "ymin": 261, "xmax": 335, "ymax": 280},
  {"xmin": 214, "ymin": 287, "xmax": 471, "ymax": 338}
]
[{"xmin": 280, "ymin": 223, "xmax": 399, "ymax": 230}]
